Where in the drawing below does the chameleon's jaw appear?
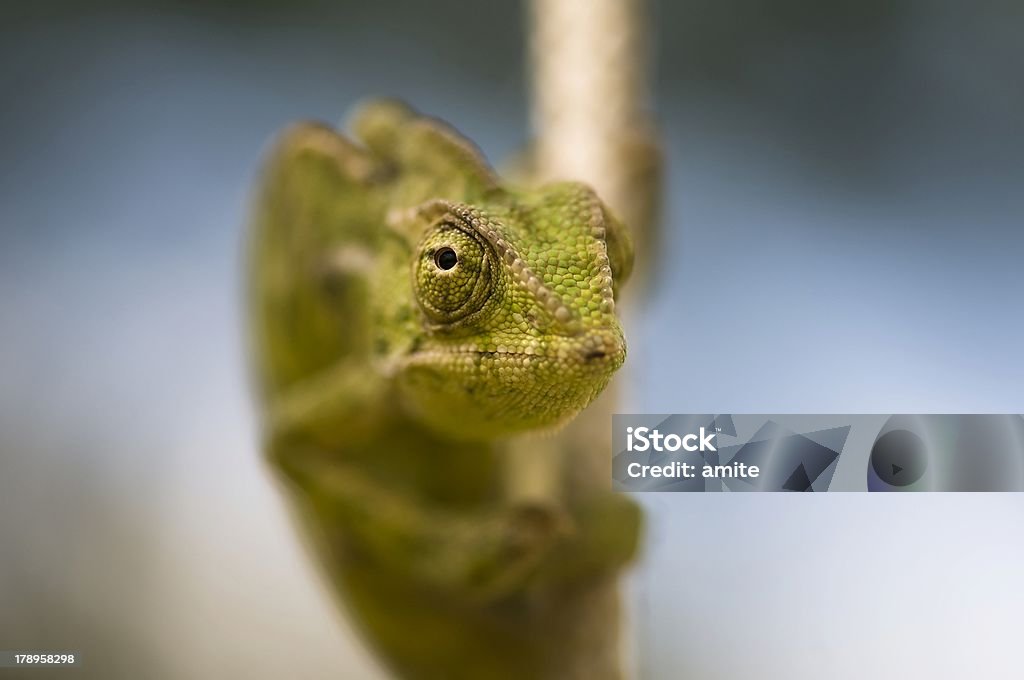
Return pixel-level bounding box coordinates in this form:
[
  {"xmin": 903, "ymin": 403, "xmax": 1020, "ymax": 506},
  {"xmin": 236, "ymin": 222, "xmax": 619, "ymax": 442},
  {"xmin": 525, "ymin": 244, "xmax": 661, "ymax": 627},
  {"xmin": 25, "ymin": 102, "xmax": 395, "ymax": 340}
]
[
  {"xmin": 410, "ymin": 326, "xmax": 625, "ymax": 368},
  {"xmin": 397, "ymin": 327, "xmax": 626, "ymax": 441}
]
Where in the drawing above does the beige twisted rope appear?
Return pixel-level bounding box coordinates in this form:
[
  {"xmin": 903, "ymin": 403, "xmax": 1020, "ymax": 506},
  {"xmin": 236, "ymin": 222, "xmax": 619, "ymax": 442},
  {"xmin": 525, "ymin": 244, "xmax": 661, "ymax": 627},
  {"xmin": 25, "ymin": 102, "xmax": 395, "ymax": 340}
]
[
  {"xmin": 529, "ymin": 0, "xmax": 660, "ymax": 250},
  {"xmin": 524, "ymin": 1, "xmax": 660, "ymax": 678}
]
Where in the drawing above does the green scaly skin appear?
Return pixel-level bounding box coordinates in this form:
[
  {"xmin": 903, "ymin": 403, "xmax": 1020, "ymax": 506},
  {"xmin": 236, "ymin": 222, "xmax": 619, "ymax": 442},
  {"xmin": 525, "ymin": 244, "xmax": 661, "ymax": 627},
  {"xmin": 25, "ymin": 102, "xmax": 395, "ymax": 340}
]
[{"xmin": 248, "ymin": 99, "xmax": 640, "ymax": 680}]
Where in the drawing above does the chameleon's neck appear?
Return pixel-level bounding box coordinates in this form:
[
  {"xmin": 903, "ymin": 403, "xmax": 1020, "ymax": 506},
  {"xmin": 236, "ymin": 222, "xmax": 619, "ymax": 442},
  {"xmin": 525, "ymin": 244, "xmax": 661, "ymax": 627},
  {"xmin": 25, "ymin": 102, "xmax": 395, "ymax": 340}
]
[{"xmin": 356, "ymin": 412, "xmax": 506, "ymax": 508}]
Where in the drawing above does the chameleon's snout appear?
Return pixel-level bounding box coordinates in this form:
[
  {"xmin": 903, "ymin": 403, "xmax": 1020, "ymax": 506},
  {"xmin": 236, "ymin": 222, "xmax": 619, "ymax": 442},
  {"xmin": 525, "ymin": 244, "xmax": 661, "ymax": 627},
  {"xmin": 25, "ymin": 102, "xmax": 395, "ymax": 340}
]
[
  {"xmin": 575, "ymin": 327, "xmax": 626, "ymax": 370},
  {"xmin": 398, "ymin": 324, "xmax": 627, "ymax": 440}
]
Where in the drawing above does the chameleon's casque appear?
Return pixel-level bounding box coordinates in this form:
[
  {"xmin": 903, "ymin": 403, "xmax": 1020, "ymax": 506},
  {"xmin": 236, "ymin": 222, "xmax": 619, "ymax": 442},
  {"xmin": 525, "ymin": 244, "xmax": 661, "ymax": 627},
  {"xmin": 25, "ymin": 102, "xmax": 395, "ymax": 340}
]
[{"xmin": 247, "ymin": 100, "xmax": 639, "ymax": 680}]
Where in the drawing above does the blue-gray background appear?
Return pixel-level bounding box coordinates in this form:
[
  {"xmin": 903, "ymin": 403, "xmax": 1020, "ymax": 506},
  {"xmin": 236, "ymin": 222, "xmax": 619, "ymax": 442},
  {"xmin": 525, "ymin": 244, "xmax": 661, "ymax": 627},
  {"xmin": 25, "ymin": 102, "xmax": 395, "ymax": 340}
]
[{"xmin": 1, "ymin": 1, "xmax": 1021, "ymax": 678}]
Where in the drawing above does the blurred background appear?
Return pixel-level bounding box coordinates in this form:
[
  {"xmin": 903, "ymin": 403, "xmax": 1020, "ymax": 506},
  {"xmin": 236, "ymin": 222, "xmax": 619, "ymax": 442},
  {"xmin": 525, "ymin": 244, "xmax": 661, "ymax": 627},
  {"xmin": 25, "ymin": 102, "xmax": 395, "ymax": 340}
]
[{"xmin": 1, "ymin": 0, "xmax": 1022, "ymax": 678}]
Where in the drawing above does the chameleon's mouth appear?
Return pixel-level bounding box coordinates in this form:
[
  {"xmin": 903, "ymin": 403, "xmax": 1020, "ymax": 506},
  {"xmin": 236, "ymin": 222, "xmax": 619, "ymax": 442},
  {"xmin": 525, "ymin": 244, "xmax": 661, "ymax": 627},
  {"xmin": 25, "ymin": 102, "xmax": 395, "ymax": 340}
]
[{"xmin": 408, "ymin": 327, "xmax": 626, "ymax": 369}]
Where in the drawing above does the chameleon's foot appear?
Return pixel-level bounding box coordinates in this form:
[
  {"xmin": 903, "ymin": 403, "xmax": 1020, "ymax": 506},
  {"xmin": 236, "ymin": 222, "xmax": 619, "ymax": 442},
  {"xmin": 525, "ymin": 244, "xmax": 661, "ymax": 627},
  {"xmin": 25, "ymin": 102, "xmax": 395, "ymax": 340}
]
[
  {"xmin": 539, "ymin": 493, "xmax": 643, "ymax": 585},
  {"xmin": 461, "ymin": 502, "xmax": 573, "ymax": 604},
  {"xmin": 504, "ymin": 502, "xmax": 574, "ymax": 560}
]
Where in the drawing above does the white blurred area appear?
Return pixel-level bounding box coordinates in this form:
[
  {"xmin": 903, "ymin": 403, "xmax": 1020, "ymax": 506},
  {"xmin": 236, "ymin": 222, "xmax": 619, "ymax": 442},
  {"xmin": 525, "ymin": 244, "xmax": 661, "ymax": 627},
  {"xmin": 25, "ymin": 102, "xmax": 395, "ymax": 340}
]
[
  {"xmin": 0, "ymin": 257, "xmax": 387, "ymax": 677},
  {"xmin": 631, "ymin": 494, "xmax": 1024, "ymax": 679},
  {"xmin": 1, "ymin": 3, "xmax": 1022, "ymax": 678}
]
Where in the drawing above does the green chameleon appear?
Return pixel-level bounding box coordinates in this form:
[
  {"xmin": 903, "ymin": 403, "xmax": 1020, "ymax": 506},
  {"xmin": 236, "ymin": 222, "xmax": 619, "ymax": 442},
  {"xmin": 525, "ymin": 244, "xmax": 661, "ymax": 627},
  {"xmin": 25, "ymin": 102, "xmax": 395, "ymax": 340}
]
[{"xmin": 248, "ymin": 99, "xmax": 640, "ymax": 679}]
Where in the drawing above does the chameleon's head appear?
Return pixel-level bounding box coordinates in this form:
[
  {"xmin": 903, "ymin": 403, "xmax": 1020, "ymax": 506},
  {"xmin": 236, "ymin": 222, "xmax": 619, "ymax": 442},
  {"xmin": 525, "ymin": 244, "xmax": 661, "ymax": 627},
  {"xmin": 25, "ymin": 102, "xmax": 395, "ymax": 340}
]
[{"xmin": 397, "ymin": 182, "xmax": 633, "ymax": 441}]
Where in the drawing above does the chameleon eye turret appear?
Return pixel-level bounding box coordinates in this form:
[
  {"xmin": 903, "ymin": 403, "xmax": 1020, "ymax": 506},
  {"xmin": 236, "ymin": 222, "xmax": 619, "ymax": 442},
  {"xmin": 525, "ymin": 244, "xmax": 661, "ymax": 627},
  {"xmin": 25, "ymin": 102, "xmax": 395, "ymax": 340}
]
[{"xmin": 413, "ymin": 218, "xmax": 493, "ymax": 325}]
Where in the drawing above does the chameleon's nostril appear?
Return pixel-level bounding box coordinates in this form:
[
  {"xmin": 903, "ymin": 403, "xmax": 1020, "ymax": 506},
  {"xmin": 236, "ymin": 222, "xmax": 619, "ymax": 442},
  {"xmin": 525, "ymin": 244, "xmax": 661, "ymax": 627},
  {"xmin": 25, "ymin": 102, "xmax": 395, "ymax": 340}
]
[{"xmin": 578, "ymin": 328, "xmax": 625, "ymax": 367}]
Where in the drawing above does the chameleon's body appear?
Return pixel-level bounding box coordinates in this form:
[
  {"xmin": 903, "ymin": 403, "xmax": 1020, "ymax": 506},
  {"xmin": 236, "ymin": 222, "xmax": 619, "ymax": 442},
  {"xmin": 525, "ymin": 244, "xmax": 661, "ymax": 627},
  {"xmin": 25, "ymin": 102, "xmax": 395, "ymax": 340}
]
[{"xmin": 248, "ymin": 100, "xmax": 639, "ymax": 679}]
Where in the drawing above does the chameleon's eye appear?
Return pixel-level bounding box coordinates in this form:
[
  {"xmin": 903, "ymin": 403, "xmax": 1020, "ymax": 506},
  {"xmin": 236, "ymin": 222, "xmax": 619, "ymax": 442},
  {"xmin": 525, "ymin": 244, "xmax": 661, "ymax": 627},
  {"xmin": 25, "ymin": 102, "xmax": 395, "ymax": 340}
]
[
  {"xmin": 434, "ymin": 247, "xmax": 458, "ymax": 270},
  {"xmin": 414, "ymin": 222, "xmax": 492, "ymax": 325}
]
